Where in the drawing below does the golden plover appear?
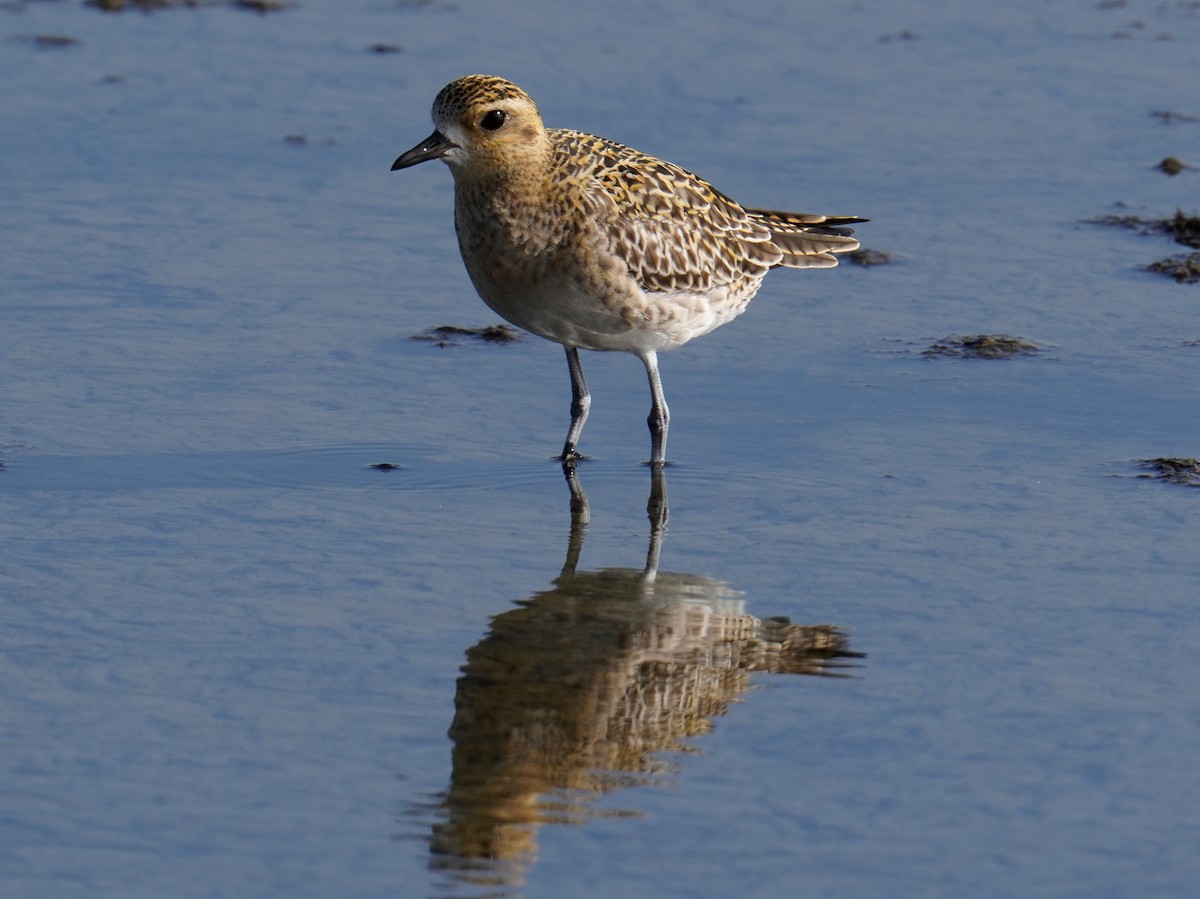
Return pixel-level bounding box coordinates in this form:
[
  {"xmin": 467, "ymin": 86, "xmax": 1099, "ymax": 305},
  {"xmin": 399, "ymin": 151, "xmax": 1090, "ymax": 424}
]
[{"xmin": 392, "ymin": 75, "xmax": 864, "ymax": 466}]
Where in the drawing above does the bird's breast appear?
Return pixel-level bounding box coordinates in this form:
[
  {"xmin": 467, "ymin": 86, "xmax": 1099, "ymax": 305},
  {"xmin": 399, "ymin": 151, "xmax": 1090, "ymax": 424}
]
[{"xmin": 450, "ymin": 182, "xmax": 756, "ymax": 353}]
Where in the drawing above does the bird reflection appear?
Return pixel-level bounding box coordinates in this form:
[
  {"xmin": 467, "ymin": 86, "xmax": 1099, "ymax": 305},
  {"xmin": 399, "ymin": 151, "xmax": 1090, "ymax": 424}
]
[{"xmin": 420, "ymin": 464, "xmax": 862, "ymax": 893}]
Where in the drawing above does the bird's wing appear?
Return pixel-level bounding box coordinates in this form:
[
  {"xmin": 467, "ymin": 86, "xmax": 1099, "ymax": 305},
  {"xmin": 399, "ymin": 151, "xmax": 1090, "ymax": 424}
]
[{"xmin": 553, "ymin": 130, "xmax": 784, "ymax": 293}]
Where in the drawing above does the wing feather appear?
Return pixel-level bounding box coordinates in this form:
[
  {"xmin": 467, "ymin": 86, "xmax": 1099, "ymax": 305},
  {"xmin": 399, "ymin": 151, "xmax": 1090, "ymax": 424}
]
[
  {"xmin": 551, "ymin": 129, "xmax": 863, "ymax": 286},
  {"xmin": 552, "ymin": 130, "xmax": 779, "ymax": 293}
]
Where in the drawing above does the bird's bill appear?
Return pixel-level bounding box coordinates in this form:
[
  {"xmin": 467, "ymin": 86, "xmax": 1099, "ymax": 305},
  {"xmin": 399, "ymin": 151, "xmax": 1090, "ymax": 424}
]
[{"xmin": 391, "ymin": 130, "xmax": 458, "ymax": 170}]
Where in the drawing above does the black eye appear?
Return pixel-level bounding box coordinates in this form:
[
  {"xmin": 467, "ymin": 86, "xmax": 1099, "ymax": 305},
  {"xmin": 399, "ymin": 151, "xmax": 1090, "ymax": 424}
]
[{"xmin": 480, "ymin": 110, "xmax": 508, "ymax": 131}]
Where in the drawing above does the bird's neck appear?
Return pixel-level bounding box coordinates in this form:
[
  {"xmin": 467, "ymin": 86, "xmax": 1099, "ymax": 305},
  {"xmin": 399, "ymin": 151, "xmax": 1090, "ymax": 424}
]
[{"xmin": 454, "ymin": 149, "xmax": 569, "ymax": 231}]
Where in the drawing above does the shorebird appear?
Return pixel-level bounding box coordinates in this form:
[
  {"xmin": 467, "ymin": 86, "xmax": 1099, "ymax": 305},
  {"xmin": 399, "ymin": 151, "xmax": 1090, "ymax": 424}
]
[{"xmin": 392, "ymin": 75, "xmax": 863, "ymax": 465}]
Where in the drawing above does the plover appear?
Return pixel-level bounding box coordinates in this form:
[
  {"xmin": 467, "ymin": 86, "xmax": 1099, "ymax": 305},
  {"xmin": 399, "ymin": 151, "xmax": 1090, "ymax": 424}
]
[{"xmin": 392, "ymin": 75, "xmax": 863, "ymax": 466}]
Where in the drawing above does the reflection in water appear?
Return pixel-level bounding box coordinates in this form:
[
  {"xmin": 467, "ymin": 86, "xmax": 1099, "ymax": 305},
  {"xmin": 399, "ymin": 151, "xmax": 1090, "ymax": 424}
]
[{"xmin": 419, "ymin": 465, "xmax": 862, "ymax": 893}]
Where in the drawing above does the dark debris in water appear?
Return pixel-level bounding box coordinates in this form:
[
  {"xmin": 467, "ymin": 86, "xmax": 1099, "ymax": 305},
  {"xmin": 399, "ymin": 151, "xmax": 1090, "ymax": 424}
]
[
  {"xmin": 878, "ymin": 29, "xmax": 919, "ymax": 43},
  {"xmin": 395, "ymin": 0, "xmax": 459, "ymax": 9},
  {"xmin": 0, "ymin": 443, "xmax": 30, "ymax": 471},
  {"xmin": 1162, "ymin": 210, "xmax": 1200, "ymax": 248},
  {"xmin": 369, "ymin": 43, "xmax": 404, "ymax": 54},
  {"xmin": 1092, "ymin": 209, "xmax": 1200, "ymax": 248},
  {"xmin": 86, "ymin": 0, "xmax": 294, "ymax": 11},
  {"xmin": 1156, "ymin": 156, "xmax": 1190, "ymax": 176},
  {"xmin": 232, "ymin": 0, "xmax": 295, "ymax": 13},
  {"xmin": 1096, "ymin": 210, "xmax": 1200, "ymax": 283},
  {"xmin": 922, "ymin": 334, "xmax": 1040, "ymax": 359},
  {"xmin": 282, "ymin": 134, "xmax": 336, "ymax": 147},
  {"xmin": 1136, "ymin": 457, "xmax": 1200, "ymax": 486},
  {"xmin": 1151, "ymin": 109, "xmax": 1200, "ymax": 125},
  {"xmin": 1146, "ymin": 253, "xmax": 1200, "ymax": 284},
  {"xmin": 410, "ymin": 324, "xmax": 521, "ymax": 347},
  {"xmin": 18, "ymin": 34, "xmax": 83, "ymax": 48},
  {"xmin": 845, "ymin": 248, "xmax": 896, "ymax": 267},
  {"xmin": 1093, "ymin": 210, "xmax": 1200, "ymax": 283},
  {"xmin": 87, "ymin": 0, "xmax": 198, "ymax": 9}
]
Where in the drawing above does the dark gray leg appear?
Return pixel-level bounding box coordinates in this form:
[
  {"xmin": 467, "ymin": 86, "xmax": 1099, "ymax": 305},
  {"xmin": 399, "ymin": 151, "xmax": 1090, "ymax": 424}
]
[
  {"xmin": 560, "ymin": 346, "xmax": 591, "ymax": 462},
  {"xmin": 643, "ymin": 464, "xmax": 668, "ymax": 578},
  {"xmin": 560, "ymin": 461, "xmax": 589, "ymax": 578},
  {"xmin": 640, "ymin": 351, "xmax": 669, "ymax": 466}
]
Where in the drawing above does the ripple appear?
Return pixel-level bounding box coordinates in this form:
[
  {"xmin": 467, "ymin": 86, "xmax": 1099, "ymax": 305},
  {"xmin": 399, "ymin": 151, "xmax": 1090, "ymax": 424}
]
[{"xmin": 0, "ymin": 444, "xmax": 586, "ymax": 494}]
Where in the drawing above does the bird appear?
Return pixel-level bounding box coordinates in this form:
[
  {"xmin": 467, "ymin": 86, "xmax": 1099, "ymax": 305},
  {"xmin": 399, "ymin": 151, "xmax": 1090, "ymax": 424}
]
[{"xmin": 391, "ymin": 75, "xmax": 864, "ymax": 466}]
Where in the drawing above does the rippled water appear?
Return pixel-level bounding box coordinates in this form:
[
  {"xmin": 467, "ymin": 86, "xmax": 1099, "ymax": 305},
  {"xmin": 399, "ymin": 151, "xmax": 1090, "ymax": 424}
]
[{"xmin": 3, "ymin": 1, "xmax": 1200, "ymax": 897}]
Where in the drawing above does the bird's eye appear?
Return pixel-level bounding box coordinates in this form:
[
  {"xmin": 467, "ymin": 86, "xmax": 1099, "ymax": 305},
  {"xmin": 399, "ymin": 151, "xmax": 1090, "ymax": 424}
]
[{"xmin": 480, "ymin": 110, "xmax": 508, "ymax": 132}]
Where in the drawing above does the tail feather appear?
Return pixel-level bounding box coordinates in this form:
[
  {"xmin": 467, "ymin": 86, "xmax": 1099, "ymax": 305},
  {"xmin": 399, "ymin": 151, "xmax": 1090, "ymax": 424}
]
[{"xmin": 746, "ymin": 208, "xmax": 865, "ymax": 269}]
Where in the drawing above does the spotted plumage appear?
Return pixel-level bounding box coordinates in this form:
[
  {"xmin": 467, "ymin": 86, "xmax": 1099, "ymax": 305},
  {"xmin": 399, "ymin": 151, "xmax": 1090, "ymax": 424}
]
[{"xmin": 392, "ymin": 75, "xmax": 864, "ymax": 465}]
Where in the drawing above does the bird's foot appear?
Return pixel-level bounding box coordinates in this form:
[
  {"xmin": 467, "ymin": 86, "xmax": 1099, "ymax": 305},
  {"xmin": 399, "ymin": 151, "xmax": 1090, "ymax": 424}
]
[{"xmin": 556, "ymin": 447, "xmax": 590, "ymax": 465}]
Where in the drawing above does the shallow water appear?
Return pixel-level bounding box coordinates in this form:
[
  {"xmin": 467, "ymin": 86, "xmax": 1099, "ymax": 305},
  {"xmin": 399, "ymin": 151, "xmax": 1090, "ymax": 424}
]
[{"xmin": 3, "ymin": 1, "xmax": 1200, "ymax": 897}]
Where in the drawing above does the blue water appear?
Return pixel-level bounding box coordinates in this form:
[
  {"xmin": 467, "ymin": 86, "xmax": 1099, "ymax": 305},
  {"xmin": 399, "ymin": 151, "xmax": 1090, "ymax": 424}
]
[{"xmin": 3, "ymin": 1, "xmax": 1199, "ymax": 897}]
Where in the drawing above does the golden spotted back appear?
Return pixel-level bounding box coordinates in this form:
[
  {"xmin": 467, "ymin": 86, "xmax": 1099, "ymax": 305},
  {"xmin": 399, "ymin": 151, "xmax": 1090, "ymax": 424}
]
[{"xmin": 548, "ymin": 129, "xmax": 856, "ymax": 298}]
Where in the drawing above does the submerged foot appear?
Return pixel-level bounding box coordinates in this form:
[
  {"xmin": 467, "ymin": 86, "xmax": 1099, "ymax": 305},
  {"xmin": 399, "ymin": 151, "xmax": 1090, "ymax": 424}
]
[{"xmin": 557, "ymin": 447, "xmax": 590, "ymax": 464}]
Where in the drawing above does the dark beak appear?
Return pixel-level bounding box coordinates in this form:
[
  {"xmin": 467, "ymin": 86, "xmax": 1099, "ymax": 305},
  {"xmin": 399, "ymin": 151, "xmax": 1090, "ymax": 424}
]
[{"xmin": 391, "ymin": 130, "xmax": 458, "ymax": 170}]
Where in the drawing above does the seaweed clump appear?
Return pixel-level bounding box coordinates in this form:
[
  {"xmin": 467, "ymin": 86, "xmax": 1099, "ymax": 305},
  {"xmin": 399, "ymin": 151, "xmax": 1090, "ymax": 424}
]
[
  {"xmin": 1146, "ymin": 254, "xmax": 1200, "ymax": 284},
  {"xmin": 922, "ymin": 334, "xmax": 1040, "ymax": 359},
  {"xmin": 1136, "ymin": 458, "xmax": 1200, "ymax": 487},
  {"xmin": 410, "ymin": 325, "xmax": 521, "ymax": 347}
]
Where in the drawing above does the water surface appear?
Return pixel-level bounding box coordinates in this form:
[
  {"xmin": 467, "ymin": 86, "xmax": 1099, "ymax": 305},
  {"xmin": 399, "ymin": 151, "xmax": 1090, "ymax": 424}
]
[{"xmin": 2, "ymin": 1, "xmax": 1199, "ymax": 897}]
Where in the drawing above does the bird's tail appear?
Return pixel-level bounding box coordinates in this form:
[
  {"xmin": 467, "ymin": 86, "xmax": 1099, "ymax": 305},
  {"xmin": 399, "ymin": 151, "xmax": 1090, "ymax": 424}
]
[{"xmin": 747, "ymin": 208, "xmax": 866, "ymax": 269}]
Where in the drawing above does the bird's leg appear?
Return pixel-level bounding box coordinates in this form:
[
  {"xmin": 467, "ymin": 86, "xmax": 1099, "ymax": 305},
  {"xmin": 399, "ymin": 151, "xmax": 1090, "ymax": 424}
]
[
  {"xmin": 560, "ymin": 461, "xmax": 589, "ymax": 579},
  {"xmin": 641, "ymin": 351, "xmax": 670, "ymax": 467},
  {"xmin": 560, "ymin": 346, "xmax": 591, "ymax": 462},
  {"xmin": 642, "ymin": 463, "xmax": 669, "ymax": 581}
]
